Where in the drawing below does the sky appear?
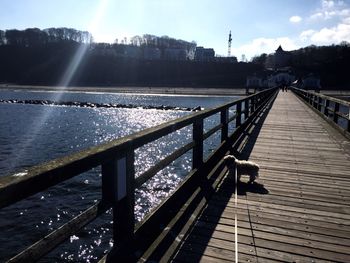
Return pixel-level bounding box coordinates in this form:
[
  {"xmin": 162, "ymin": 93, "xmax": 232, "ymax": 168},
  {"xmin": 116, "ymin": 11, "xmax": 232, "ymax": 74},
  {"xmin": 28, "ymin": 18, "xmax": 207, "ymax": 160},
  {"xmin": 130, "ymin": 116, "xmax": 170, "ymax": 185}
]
[{"xmin": 1, "ymin": 0, "xmax": 350, "ymax": 60}]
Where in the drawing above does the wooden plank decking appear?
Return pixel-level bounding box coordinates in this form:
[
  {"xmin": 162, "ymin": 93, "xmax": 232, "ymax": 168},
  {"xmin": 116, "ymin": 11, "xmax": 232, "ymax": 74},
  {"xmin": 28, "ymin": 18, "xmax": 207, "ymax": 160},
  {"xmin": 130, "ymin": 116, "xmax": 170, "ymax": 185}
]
[{"xmin": 172, "ymin": 91, "xmax": 350, "ymax": 262}]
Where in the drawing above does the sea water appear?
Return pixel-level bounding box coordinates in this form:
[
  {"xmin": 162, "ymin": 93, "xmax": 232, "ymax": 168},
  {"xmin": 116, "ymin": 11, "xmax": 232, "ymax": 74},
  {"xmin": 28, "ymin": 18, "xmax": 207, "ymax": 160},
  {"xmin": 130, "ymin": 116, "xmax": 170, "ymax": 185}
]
[{"xmin": 0, "ymin": 89, "xmax": 238, "ymax": 262}]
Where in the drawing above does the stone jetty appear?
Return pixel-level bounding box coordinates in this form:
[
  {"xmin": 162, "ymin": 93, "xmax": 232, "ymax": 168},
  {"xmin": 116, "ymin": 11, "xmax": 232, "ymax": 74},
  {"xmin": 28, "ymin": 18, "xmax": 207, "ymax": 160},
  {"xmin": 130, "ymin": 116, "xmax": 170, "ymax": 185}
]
[{"xmin": 0, "ymin": 99, "xmax": 203, "ymax": 112}]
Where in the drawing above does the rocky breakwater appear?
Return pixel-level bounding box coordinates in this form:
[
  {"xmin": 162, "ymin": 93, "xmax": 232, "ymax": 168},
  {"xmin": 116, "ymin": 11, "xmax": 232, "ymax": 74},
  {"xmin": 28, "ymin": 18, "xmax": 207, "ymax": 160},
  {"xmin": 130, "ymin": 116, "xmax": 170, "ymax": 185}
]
[{"xmin": 0, "ymin": 99, "xmax": 203, "ymax": 112}]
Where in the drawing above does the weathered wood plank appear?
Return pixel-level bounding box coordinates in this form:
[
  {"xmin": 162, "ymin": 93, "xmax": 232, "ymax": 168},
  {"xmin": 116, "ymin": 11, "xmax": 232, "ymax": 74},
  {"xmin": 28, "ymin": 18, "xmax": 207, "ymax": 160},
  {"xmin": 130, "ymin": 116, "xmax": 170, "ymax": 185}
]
[{"xmin": 172, "ymin": 91, "xmax": 350, "ymax": 262}]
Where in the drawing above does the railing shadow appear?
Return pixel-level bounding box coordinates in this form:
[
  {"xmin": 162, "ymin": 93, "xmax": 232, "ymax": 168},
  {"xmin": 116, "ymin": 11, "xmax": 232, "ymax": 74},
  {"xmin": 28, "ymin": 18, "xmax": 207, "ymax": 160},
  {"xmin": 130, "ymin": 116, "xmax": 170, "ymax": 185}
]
[{"xmin": 171, "ymin": 90, "xmax": 277, "ymax": 261}]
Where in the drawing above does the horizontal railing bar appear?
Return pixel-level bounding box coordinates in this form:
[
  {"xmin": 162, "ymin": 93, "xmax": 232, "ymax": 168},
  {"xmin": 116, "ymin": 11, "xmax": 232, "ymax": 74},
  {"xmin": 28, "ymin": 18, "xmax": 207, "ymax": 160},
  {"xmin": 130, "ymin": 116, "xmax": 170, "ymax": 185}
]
[
  {"xmin": 135, "ymin": 141, "xmax": 195, "ymax": 188},
  {"xmin": 130, "ymin": 87, "xmax": 278, "ymax": 261},
  {"xmin": 335, "ymin": 111, "xmax": 350, "ymax": 121},
  {"xmin": 203, "ymin": 123, "xmax": 223, "ymax": 141},
  {"xmin": 8, "ymin": 201, "xmax": 109, "ymax": 263},
  {"xmin": 0, "ymin": 148, "xmax": 119, "ymax": 209},
  {"xmin": 228, "ymin": 113, "xmax": 238, "ymax": 123},
  {"xmin": 293, "ymin": 87, "xmax": 350, "ymax": 107},
  {"xmin": 1, "ymin": 89, "xmax": 278, "ymax": 209},
  {"xmin": 326, "ymin": 106, "xmax": 335, "ymax": 113},
  {"xmin": 291, "ymin": 86, "xmax": 350, "ymax": 138},
  {"xmin": 0, "ymin": 108, "xmax": 212, "ymax": 208},
  {"xmin": 0, "ymin": 88, "xmax": 278, "ymax": 262},
  {"xmin": 293, "ymin": 88, "xmax": 349, "ymax": 120},
  {"xmin": 3, "ymin": 87, "xmax": 278, "ymax": 262}
]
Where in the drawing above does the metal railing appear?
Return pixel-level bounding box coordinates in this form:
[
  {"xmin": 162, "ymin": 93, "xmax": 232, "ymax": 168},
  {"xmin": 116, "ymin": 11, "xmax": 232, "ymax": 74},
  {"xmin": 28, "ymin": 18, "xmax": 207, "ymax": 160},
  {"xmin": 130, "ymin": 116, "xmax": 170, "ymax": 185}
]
[
  {"xmin": 291, "ymin": 87, "xmax": 350, "ymax": 136},
  {"xmin": 0, "ymin": 87, "xmax": 277, "ymax": 262}
]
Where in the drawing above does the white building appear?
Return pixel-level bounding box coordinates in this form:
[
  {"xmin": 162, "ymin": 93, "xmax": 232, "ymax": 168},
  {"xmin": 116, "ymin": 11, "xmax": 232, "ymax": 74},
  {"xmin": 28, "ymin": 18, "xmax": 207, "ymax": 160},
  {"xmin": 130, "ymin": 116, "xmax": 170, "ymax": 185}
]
[
  {"xmin": 268, "ymin": 71, "xmax": 295, "ymax": 87},
  {"xmin": 246, "ymin": 70, "xmax": 296, "ymax": 89}
]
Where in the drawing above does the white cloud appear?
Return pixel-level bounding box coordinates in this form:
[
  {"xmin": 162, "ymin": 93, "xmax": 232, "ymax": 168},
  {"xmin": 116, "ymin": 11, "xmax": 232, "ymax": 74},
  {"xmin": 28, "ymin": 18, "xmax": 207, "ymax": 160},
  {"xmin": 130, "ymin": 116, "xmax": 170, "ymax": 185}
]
[
  {"xmin": 299, "ymin": 22, "xmax": 350, "ymax": 44},
  {"xmin": 339, "ymin": 9, "xmax": 350, "ymax": 16},
  {"xmin": 343, "ymin": 17, "xmax": 350, "ymax": 24},
  {"xmin": 310, "ymin": 12, "xmax": 323, "ymax": 20},
  {"xmin": 232, "ymin": 37, "xmax": 299, "ymax": 60},
  {"xmin": 289, "ymin": 15, "xmax": 302, "ymax": 23},
  {"xmin": 322, "ymin": 0, "xmax": 335, "ymax": 9},
  {"xmin": 310, "ymin": 0, "xmax": 350, "ymax": 20},
  {"xmin": 300, "ymin": 30, "xmax": 316, "ymax": 41}
]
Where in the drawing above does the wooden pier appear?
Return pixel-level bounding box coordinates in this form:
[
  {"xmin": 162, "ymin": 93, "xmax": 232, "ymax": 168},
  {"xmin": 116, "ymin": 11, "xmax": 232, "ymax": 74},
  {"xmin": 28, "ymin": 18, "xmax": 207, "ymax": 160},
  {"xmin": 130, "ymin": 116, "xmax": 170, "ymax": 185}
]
[
  {"xmin": 171, "ymin": 90, "xmax": 350, "ymax": 262},
  {"xmin": 1, "ymin": 87, "xmax": 350, "ymax": 262}
]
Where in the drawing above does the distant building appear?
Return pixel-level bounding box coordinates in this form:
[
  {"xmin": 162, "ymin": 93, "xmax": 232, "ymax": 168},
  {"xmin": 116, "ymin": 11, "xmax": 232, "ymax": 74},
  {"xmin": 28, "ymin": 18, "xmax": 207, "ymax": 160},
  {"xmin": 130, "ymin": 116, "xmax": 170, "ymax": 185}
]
[
  {"xmin": 194, "ymin": 47, "xmax": 215, "ymax": 61},
  {"xmin": 246, "ymin": 68, "xmax": 296, "ymax": 89},
  {"xmin": 143, "ymin": 47, "xmax": 161, "ymax": 60},
  {"xmin": 268, "ymin": 69, "xmax": 295, "ymax": 87},
  {"xmin": 274, "ymin": 45, "xmax": 291, "ymax": 68}
]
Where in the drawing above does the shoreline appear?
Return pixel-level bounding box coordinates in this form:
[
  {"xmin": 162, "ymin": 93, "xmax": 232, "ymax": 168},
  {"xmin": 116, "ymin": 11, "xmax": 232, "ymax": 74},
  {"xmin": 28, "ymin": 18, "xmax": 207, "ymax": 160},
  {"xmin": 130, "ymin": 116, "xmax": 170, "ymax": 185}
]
[{"xmin": 0, "ymin": 84, "xmax": 246, "ymax": 96}]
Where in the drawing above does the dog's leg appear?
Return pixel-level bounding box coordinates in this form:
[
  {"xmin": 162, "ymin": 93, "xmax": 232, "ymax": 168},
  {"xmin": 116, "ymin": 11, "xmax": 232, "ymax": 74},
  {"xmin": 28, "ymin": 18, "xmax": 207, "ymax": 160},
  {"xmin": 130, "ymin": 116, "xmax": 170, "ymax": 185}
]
[
  {"xmin": 237, "ymin": 173, "xmax": 241, "ymax": 183},
  {"xmin": 248, "ymin": 172, "xmax": 257, "ymax": 184}
]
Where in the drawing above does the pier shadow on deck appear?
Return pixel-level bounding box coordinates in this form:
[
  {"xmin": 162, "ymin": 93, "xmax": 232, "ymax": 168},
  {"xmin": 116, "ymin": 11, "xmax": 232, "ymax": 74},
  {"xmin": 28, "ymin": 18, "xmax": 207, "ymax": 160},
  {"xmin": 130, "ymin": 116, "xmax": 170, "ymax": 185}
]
[
  {"xmin": 171, "ymin": 91, "xmax": 350, "ymax": 263},
  {"xmin": 168, "ymin": 90, "xmax": 276, "ymax": 262}
]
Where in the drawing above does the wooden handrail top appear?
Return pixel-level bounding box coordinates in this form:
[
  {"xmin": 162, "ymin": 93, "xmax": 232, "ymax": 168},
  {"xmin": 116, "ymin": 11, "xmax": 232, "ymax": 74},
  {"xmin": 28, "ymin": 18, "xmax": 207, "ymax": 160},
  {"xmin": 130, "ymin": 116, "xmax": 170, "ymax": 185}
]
[
  {"xmin": 0, "ymin": 87, "xmax": 278, "ymax": 262},
  {"xmin": 293, "ymin": 87, "xmax": 350, "ymax": 107},
  {"xmin": 0, "ymin": 88, "xmax": 276, "ymax": 209},
  {"xmin": 291, "ymin": 86, "xmax": 350, "ymax": 138}
]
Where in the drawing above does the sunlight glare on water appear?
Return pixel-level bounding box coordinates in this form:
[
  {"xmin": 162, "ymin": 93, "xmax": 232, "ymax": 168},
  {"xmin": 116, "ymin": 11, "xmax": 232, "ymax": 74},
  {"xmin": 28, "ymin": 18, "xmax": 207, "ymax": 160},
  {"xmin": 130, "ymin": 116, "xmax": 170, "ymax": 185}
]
[
  {"xmin": 0, "ymin": 90, "xmax": 237, "ymax": 262},
  {"xmin": 7, "ymin": 0, "xmax": 110, "ymax": 173}
]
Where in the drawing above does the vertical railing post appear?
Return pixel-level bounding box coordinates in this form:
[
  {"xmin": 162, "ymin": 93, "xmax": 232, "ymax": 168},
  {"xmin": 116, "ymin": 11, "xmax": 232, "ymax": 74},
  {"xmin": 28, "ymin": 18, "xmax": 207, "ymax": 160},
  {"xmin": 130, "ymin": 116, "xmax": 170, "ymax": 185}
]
[
  {"xmin": 317, "ymin": 96, "xmax": 322, "ymax": 111},
  {"xmin": 244, "ymin": 99, "xmax": 249, "ymax": 120},
  {"xmin": 221, "ymin": 108, "xmax": 229, "ymax": 142},
  {"xmin": 324, "ymin": 99, "xmax": 330, "ymax": 117},
  {"xmin": 333, "ymin": 102, "xmax": 340, "ymax": 124},
  {"xmin": 314, "ymin": 95, "xmax": 317, "ymax": 108},
  {"xmin": 310, "ymin": 94, "xmax": 314, "ymax": 106},
  {"xmin": 251, "ymin": 96, "xmax": 256, "ymax": 113},
  {"xmin": 256, "ymin": 95, "xmax": 261, "ymax": 108},
  {"xmin": 193, "ymin": 119, "xmax": 203, "ymax": 169},
  {"xmin": 347, "ymin": 106, "xmax": 350, "ymax": 133},
  {"xmin": 236, "ymin": 102, "xmax": 242, "ymax": 128},
  {"xmin": 102, "ymin": 149, "xmax": 135, "ymax": 251}
]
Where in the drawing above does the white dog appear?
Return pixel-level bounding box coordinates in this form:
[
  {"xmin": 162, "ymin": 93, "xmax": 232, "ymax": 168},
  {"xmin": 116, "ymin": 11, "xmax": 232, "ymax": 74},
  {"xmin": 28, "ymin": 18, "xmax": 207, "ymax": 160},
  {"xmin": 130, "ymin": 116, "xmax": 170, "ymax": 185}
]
[{"xmin": 224, "ymin": 155, "xmax": 259, "ymax": 183}]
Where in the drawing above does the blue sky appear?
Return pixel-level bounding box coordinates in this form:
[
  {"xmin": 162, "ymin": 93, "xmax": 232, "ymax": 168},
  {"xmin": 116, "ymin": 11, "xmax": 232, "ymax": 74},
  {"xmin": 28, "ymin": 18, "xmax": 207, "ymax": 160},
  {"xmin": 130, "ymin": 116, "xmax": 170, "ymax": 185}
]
[{"xmin": 1, "ymin": 0, "xmax": 350, "ymax": 60}]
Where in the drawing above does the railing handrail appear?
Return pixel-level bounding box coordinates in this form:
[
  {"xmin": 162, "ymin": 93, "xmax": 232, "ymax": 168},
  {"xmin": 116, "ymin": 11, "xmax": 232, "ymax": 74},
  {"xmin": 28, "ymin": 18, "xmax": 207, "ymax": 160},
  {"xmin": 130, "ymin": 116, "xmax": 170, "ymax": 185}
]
[
  {"xmin": 0, "ymin": 90, "xmax": 267, "ymax": 208},
  {"xmin": 291, "ymin": 86, "xmax": 350, "ymax": 136},
  {"xmin": 0, "ymin": 87, "xmax": 278, "ymax": 262},
  {"xmin": 292, "ymin": 87, "xmax": 350, "ymax": 107}
]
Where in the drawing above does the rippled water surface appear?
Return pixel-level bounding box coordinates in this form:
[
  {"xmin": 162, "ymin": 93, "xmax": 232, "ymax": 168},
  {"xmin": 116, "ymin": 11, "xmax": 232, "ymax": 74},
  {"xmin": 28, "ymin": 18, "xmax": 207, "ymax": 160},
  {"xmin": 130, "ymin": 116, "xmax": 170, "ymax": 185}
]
[{"xmin": 0, "ymin": 89, "xmax": 238, "ymax": 262}]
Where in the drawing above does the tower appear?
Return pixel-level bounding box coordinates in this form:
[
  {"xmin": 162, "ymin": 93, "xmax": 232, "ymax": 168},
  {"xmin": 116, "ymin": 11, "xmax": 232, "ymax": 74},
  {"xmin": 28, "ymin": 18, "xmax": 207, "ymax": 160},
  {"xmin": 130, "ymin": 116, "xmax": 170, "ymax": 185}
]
[{"xmin": 228, "ymin": 30, "xmax": 232, "ymax": 57}]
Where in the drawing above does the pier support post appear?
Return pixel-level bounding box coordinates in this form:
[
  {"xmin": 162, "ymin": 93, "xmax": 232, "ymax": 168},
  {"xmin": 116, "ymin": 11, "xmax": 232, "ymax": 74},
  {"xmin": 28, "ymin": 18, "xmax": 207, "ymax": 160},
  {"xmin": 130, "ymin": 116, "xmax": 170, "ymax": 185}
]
[
  {"xmin": 244, "ymin": 99, "xmax": 250, "ymax": 120},
  {"xmin": 333, "ymin": 102, "xmax": 339, "ymax": 124},
  {"xmin": 221, "ymin": 108, "xmax": 229, "ymax": 142},
  {"xmin": 317, "ymin": 96, "xmax": 322, "ymax": 112},
  {"xmin": 193, "ymin": 119, "xmax": 203, "ymax": 169},
  {"xmin": 236, "ymin": 102, "xmax": 242, "ymax": 128},
  {"xmin": 348, "ymin": 108, "xmax": 350, "ymax": 133},
  {"xmin": 102, "ymin": 149, "xmax": 135, "ymax": 253},
  {"xmin": 252, "ymin": 97, "xmax": 256, "ymax": 113},
  {"xmin": 324, "ymin": 99, "xmax": 330, "ymax": 117}
]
